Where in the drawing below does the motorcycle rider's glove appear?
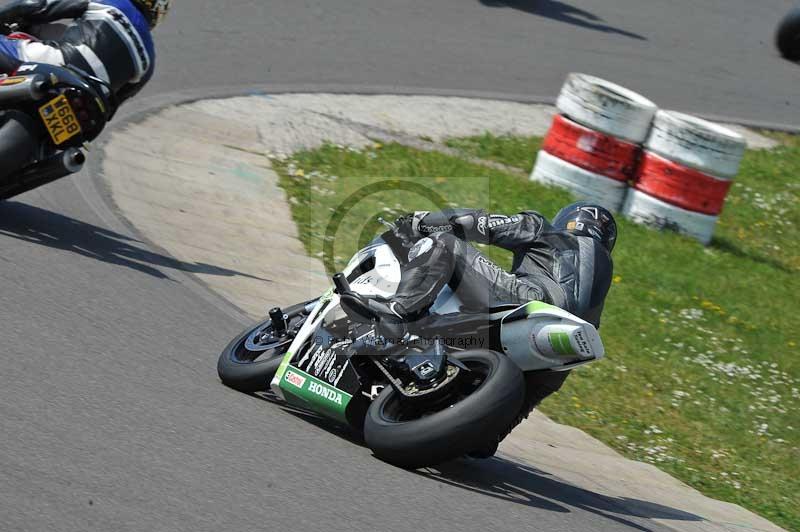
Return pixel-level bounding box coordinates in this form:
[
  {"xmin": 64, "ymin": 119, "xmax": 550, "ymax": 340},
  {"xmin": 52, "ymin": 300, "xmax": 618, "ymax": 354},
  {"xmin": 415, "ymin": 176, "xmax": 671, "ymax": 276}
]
[
  {"xmin": 404, "ymin": 209, "xmax": 489, "ymax": 241},
  {"xmin": 392, "ymin": 214, "xmax": 417, "ymax": 247}
]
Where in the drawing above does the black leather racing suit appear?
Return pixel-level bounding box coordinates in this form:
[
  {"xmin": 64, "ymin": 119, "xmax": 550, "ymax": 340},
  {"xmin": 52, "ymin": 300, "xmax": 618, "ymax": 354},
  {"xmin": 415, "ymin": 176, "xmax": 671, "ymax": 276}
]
[
  {"xmin": 392, "ymin": 208, "xmax": 614, "ymax": 410},
  {"xmin": 396, "ymin": 209, "xmax": 613, "ymax": 326}
]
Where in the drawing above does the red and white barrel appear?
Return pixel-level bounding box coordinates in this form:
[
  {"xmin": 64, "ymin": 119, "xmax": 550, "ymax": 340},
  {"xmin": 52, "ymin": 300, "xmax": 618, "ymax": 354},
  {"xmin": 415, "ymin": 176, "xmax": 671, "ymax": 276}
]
[
  {"xmin": 645, "ymin": 111, "xmax": 746, "ymax": 179},
  {"xmin": 622, "ymin": 190, "xmax": 719, "ymax": 245},
  {"xmin": 555, "ymin": 73, "xmax": 658, "ymax": 144},
  {"xmin": 531, "ymin": 151, "xmax": 628, "ymax": 211},
  {"xmin": 541, "ymin": 114, "xmax": 640, "ymax": 182},
  {"xmin": 635, "ymin": 151, "xmax": 732, "ymax": 215},
  {"xmin": 623, "ymin": 111, "xmax": 747, "ymax": 244},
  {"xmin": 531, "ymin": 74, "xmax": 656, "ymax": 211}
]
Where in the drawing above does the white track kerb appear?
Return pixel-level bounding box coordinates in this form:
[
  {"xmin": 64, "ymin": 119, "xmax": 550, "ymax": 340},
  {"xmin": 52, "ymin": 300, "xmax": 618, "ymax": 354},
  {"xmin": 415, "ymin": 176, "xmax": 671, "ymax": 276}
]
[{"xmin": 101, "ymin": 94, "xmax": 783, "ymax": 532}]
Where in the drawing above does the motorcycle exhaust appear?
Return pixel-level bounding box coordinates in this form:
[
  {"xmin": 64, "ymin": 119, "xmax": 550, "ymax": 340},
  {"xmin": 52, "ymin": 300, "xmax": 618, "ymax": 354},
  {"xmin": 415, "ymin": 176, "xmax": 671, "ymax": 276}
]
[
  {"xmin": 0, "ymin": 74, "xmax": 46, "ymax": 104},
  {"xmin": 0, "ymin": 148, "xmax": 85, "ymax": 200},
  {"xmin": 20, "ymin": 148, "xmax": 86, "ymax": 182}
]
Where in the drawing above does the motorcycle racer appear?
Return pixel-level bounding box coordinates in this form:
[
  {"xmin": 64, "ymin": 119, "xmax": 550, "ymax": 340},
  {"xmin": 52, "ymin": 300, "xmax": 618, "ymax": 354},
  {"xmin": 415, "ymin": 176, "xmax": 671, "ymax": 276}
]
[
  {"xmin": 385, "ymin": 201, "xmax": 616, "ymax": 328},
  {"xmin": 0, "ymin": 0, "xmax": 168, "ymax": 178},
  {"xmin": 369, "ymin": 201, "xmax": 617, "ymax": 455}
]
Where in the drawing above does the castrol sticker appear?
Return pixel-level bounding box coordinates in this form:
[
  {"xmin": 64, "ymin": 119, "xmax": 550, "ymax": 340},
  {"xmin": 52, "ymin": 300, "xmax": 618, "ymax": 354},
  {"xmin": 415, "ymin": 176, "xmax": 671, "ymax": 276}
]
[{"xmin": 284, "ymin": 370, "xmax": 306, "ymax": 388}]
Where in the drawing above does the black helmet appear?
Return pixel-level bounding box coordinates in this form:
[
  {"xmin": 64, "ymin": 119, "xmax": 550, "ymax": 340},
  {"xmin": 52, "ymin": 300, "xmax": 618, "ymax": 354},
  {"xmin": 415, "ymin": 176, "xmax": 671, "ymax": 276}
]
[
  {"xmin": 552, "ymin": 202, "xmax": 618, "ymax": 252},
  {"xmin": 131, "ymin": 0, "xmax": 170, "ymax": 28}
]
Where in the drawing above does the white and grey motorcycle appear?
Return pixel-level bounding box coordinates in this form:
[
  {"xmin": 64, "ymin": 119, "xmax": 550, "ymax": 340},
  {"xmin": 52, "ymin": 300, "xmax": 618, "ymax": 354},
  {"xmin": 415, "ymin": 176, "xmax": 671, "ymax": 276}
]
[{"xmin": 217, "ymin": 225, "xmax": 604, "ymax": 468}]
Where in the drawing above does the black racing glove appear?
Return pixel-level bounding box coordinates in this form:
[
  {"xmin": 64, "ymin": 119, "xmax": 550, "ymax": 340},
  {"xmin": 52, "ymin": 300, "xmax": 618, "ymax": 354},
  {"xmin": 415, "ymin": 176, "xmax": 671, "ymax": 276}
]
[
  {"xmin": 394, "ymin": 209, "xmax": 491, "ymax": 243},
  {"xmin": 393, "ymin": 214, "xmax": 417, "ymax": 247}
]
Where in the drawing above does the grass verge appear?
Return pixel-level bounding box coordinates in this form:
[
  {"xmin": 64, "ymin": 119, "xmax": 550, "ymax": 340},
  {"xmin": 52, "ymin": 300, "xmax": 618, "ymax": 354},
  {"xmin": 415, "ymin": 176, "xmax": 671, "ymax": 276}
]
[{"xmin": 273, "ymin": 135, "xmax": 799, "ymax": 530}]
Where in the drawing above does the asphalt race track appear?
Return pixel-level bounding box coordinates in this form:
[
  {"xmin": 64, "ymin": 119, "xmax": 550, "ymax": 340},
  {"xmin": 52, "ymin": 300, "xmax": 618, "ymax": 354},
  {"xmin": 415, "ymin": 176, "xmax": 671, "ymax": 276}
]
[
  {"xmin": 154, "ymin": 0, "xmax": 800, "ymax": 128},
  {"xmin": 1, "ymin": 2, "xmax": 795, "ymax": 531}
]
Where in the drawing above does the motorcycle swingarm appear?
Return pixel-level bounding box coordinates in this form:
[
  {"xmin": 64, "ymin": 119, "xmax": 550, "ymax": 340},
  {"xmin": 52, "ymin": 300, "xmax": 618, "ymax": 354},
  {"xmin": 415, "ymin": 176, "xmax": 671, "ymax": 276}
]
[{"xmin": 369, "ymin": 356, "xmax": 462, "ymax": 402}]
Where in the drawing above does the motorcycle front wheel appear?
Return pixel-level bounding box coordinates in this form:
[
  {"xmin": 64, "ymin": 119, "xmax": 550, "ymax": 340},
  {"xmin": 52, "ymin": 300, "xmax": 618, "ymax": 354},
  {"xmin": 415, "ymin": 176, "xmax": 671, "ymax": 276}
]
[
  {"xmin": 364, "ymin": 349, "xmax": 525, "ymax": 469},
  {"xmin": 217, "ymin": 301, "xmax": 311, "ymax": 393}
]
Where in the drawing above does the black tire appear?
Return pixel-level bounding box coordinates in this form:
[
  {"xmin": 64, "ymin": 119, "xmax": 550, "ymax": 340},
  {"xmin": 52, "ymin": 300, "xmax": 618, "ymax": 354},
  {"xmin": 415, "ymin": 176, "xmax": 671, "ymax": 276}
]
[
  {"xmin": 364, "ymin": 349, "xmax": 525, "ymax": 469},
  {"xmin": 777, "ymin": 6, "xmax": 800, "ymax": 60},
  {"xmin": 217, "ymin": 301, "xmax": 310, "ymax": 393}
]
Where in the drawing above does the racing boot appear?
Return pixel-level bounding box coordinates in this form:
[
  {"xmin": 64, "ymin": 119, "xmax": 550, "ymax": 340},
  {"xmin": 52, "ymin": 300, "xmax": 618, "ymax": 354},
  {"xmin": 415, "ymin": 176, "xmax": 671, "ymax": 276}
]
[{"xmin": 361, "ymin": 297, "xmax": 410, "ymax": 343}]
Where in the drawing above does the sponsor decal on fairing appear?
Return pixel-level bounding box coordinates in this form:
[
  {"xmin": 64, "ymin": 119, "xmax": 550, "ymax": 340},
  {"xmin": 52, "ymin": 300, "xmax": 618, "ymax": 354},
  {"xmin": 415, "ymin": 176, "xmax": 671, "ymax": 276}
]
[
  {"xmin": 285, "ymin": 370, "xmax": 306, "ymax": 388},
  {"xmin": 308, "ymin": 381, "xmax": 344, "ymax": 405}
]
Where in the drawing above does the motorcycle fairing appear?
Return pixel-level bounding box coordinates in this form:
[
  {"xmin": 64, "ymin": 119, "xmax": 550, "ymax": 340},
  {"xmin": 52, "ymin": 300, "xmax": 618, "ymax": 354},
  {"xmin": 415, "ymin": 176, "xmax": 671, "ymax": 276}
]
[
  {"xmin": 270, "ymin": 241, "xmax": 403, "ymax": 423},
  {"xmin": 344, "ymin": 238, "xmax": 401, "ymax": 298},
  {"xmin": 279, "ymin": 365, "xmax": 353, "ymax": 423},
  {"xmin": 270, "ymin": 288, "xmax": 362, "ymax": 423}
]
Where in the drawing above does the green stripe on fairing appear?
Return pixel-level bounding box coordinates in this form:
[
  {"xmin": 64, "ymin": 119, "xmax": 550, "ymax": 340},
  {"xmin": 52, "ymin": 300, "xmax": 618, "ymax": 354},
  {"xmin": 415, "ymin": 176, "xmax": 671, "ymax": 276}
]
[
  {"xmin": 279, "ymin": 366, "xmax": 352, "ymax": 423},
  {"xmin": 550, "ymin": 332, "xmax": 574, "ymax": 355},
  {"xmin": 526, "ymin": 301, "xmax": 557, "ymax": 313},
  {"xmin": 319, "ymin": 287, "xmax": 335, "ymax": 303},
  {"xmin": 273, "ymin": 350, "xmax": 294, "ymax": 383}
]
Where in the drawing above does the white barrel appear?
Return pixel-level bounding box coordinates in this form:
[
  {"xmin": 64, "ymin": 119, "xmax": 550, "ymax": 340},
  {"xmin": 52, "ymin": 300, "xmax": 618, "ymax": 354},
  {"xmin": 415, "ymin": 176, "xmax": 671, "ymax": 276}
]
[
  {"xmin": 622, "ymin": 189, "xmax": 718, "ymax": 245},
  {"xmin": 556, "ymin": 73, "xmax": 657, "ymax": 144},
  {"xmin": 645, "ymin": 110, "xmax": 746, "ymax": 178},
  {"xmin": 531, "ymin": 150, "xmax": 627, "ymax": 212}
]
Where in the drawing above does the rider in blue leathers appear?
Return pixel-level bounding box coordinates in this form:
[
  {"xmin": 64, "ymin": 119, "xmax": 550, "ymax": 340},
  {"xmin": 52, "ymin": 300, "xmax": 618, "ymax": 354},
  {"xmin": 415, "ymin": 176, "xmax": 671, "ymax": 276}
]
[{"xmin": 0, "ymin": 0, "xmax": 168, "ymax": 178}]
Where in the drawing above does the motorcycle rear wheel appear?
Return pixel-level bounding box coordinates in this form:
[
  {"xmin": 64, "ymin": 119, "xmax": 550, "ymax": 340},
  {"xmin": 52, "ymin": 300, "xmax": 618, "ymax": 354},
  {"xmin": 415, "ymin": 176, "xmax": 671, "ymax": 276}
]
[
  {"xmin": 777, "ymin": 6, "xmax": 800, "ymax": 60},
  {"xmin": 217, "ymin": 301, "xmax": 310, "ymax": 393},
  {"xmin": 364, "ymin": 349, "xmax": 524, "ymax": 469}
]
